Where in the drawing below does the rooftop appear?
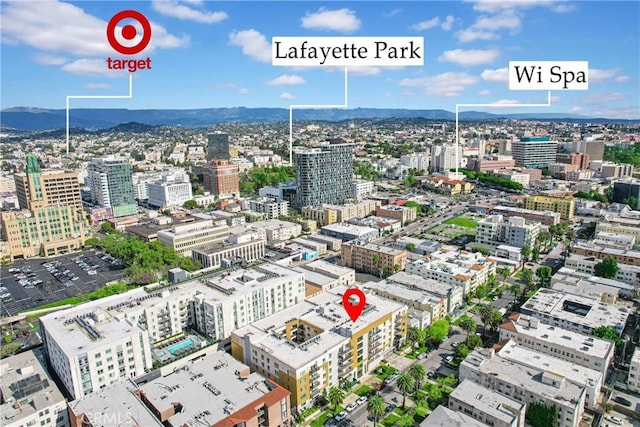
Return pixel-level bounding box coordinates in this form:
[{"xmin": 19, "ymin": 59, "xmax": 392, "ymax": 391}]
[
  {"xmin": 573, "ymin": 241, "xmax": 640, "ymax": 259},
  {"xmin": 0, "ymin": 349, "xmax": 67, "ymax": 426},
  {"xmin": 342, "ymin": 241, "xmax": 406, "ymax": 255},
  {"xmin": 363, "ymin": 280, "xmax": 444, "ymax": 307},
  {"xmin": 501, "ymin": 313, "xmax": 613, "ymax": 360},
  {"xmin": 299, "ymin": 259, "xmax": 354, "ymax": 278},
  {"xmin": 521, "ymin": 288, "xmax": 631, "ymax": 333},
  {"xmin": 420, "ymin": 405, "xmax": 485, "ymax": 427},
  {"xmin": 322, "ymin": 222, "xmax": 379, "ymax": 236},
  {"xmin": 386, "ymin": 272, "xmax": 456, "ymax": 297},
  {"xmin": 449, "ymin": 379, "xmax": 525, "ymax": 424},
  {"xmin": 137, "ymin": 352, "xmax": 289, "ymax": 427}
]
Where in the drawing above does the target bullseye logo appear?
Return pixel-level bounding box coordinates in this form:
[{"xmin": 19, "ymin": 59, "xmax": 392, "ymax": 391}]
[{"xmin": 106, "ymin": 10, "xmax": 153, "ymax": 73}]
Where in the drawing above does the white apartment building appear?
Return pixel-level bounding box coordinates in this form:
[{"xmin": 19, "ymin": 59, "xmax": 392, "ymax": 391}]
[
  {"xmin": 40, "ymin": 309, "xmax": 153, "ymax": 399},
  {"xmin": 460, "ymin": 347, "xmax": 585, "ymax": 427},
  {"xmin": 231, "ymin": 285, "xmax": 407, "ymax": 410},
  {"xmin": 431, "ymin": 144, "xmax": 461, "ymax": 172},
  {"xmin": 241, "ymin": 219, "xmax": 302, "ymax": 241},
  {"xmin": 498, "ymin": 339, "xmax": 603, "ymax": 409},
  {"xmin": 592, "ymin": 231, "xmax": 636, "ymax": 250},
  {"xmin": 385, "ymin": 271, "xmax": 464, "ymax": 314},
  {"xmin": 448, "ymin": 380, "xmax": 526, "ymax": 427},
  {"xmin": 596, "ymin": 221, "xmax": 640, "ymax": 241},
  {"xmin": 406, "ymin": 249, "xmax": 496, "ymax": 295},
  {"xmin": 551, "ymin": 267, "xmax": 637, "ymax": 301},
  {"xmin": 628, "ymin": 347, "xmax": 640, "ymax": 393},
  {"xmin": 400, "ymin": 153, "xmax": 430, "ymax": 172},
  {"xmin": 352, "ymin": 179, "xmax": 375, "ymax": 199},
  {"xmin": 147, "ymin": 180, "xmax": 193, "ymax": 209},
  {"xmin": 494, "ymin": 170, "xmax": 530, "ymax": 188},
  {"xmin": 520, "ymin": 288, "xmax": 631, "ymax": 335},
  {"xmin": 0, "ymin": 349, "xmax": 69, "ymax": 427},
  {"xmin": 500, "ymin": 313, "xmax": 615, "ymax": 376},
  {"xmin": 476, "ymin": 215, "xmax": 540, "ymax": 249},
  {"xmin": 564, "ymin": 254, "xmax": 640, "ymax": 288},
  {"xmin": 157, "ymin": 220, "xmax": 229, "ymax": 256},
  {"xmin": 246, "ymin": 197, "xmax": 289, "ymax": 219}
]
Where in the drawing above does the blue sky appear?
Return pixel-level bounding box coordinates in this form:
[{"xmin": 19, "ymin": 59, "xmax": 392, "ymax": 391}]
[{"xmin": 1, "ymin": 0, "xmax": 639, "ymax": 118}]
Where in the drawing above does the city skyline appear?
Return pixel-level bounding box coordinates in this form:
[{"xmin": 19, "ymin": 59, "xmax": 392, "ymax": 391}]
[{"xmin": 1, "ymin": 0, "xmax": 639, "ymax": 119}]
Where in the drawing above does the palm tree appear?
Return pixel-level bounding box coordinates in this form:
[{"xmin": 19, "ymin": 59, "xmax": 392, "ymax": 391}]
[
  {"xmin": 509, "ymin": 284, "xmax": 521, "ymax": 302},
  {"xmin": 367, "ymin": 395, "xmax": 385, "ymax": 426},
  {"xmin": 372, "ymin": 254, "xmax": 382, "ymax": 278},
  {"xmin": 499, "ymin": 267, "xmax": 510, "ymax": 286},
  {"xmin": 396, "ymin": 373, "xmax": 414, "ymax": 408},
  {"xmin": 327, "ymin": 386, "xmax": 345, "ymax": 414},
  {"xmin": 459, "ymin": 316, "xmax": 477, "ymax": 338},
  {"xmin": 407, "ymin": 326, "xmax": 420, "ymax": 349},
  {"xmin": 408, "ymin": 363, "xmax": 426, "ymax": 398},
  {"xmin": 478, "ymin": 304, "xmax": 493, "ymax": 335}
]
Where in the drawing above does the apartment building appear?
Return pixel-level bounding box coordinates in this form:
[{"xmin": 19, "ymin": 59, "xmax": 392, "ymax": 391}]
[
  {"xmin": 572, "ymin": 241, "xmax": 640, "ymax": 267},
  {"xmin": 520, "ymin": 288, "xmax": 630, "ymax": 335},
  {"xmin": 157, "ymin": 220, "xmax": 229, "ymax": 257},
  {"xmin": 302, "ymin": 200, "xmax": 379, "ymax": 226},
  {"xmin": 592, "ymin": 231, "xmax": 635, "ymax": 250},
  {"xmin": 467, "ymin": 156, "xmax": 515, "ymax": 172},
  {"xmin": 239, "ymin": 219, "xmax": 302, "ymax": 242},
  {"xmin": 0, "ymin": 349, "xmax": 69, "ymax": 427},
  {"xmin": 386, "ymin": 271, "xmax": 464, "ymax": 314},
  {"xmin": 596, "ymin": 221, "xmax": 640, "ymax": 241},
  {"xmin": 557, "ymin": 152, "xmax": 590, "ymax": 170},
  {"xmin": 406, "ymin": 248, "xmax": 496, "ymax": 295},
  {"xmin": 231, "ymin": 285, "xmax": 407, "ymax": 410},
  {"xmin": 352, "ymin": 179, "xmax": 375, "ymax": 199},
  {"xmin": 87, "ymin": 157, "xmax": 138, "ymax": 218},
  {"xmin": 494, "ymin": 170, "xmax": 531, "ymax": 188},
  {"xmin": 296, "ymin": 260, "xmax": 356, "ymax": 295},
  {"xmin": 476, "ymin": 215, "xmax": 540, "ymax": 249},
  {"xmin": 511, "ymin": 137, "xmax": 558, "ymax": 167},
  {"xmin": 448, "ymin": 380, "xmax": 526, "ymax": 427},
  {"xmin": 376, "ymin": 204, "xmax": 417, "ymax": 225},
  {"xmin": 499, "ymin": 313, "xmax": 614, "ymax": 376},
  {"xmin": 341, "ymin": 241, "xmax": 407, "ymax": 276},
  {"xmin": 523, "ymin": 195, "xmax": 575, "ymax": 219},
  {"xmin": 564, "ymin": 253, "xmax": 640, "ymax": 289},
  {"xmin": 459, "ymin": 347, "xmax": 585, "ymax": 427},
  {"xmin": 491, "ymin": 205, "xmax": 561, "ymax": 226},
  {"xmin": 422, "ymin": 406, "xmax": 486, "ymax": 426},
  {"xmin": 628, "ymin": 347, "xmax": 640, "ymax": 393},
  {"xmin": 246, "ymin": 197, "xmax": 289, "ymax": 219},
  {"xmin": 602, "ymin": 163, "xmax": 634, "ymax": 179}
]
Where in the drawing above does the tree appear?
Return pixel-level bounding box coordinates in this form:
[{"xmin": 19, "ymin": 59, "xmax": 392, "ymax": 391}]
[
  {"xmin": 465, "ymin": 333, "xmax": 482, "ymax": 350},
  {"xmin": 478, "ymin": 304, "xmax": 494, "ymax": 335},
  {"xmin": 521, "ymin": 269, "xmax": 535, "ymax": 288},
  {"xmin": 406, "ymin": 243, "xmax": 416, "ymax": 252},
  {"xmin": 509, "ymin": 284, "xmax": 521, "ymax": 301},
  {"xmin": 605, "ymin": 186, "xmax": 615, "ymax": 202},
  {"xmin": 397, "ymin": 414, "xmax": 415, "ymax": 427},
  {"xmin": 426, "ymin": 319, "xmax": 449, "ymax": 344},
  {"xmin": 535, "ymin": 266, "xmax": 552, "ymax": 287},
  {"xmin": 408, "ymin": 363, "xmax": 426, "ymax": 398},
  {"xmin": 101, "ymin": 222, "xmax": 114, "ymax": 233},
  {"xmin": 396, "ymin": 373, "xmax": 414, "ymax": 408},
  {"xmin": 499, "ymin": 267, "xmax": 511, "ymax": 285},
  {"xmin": 455, "ymin": 343, "xmax": 471, "ymax": 360},
  {"xmin": 84, "ymin": 237, "xmax": 99, "ymax": 247},
  {"xmin": 459, "ymin": 315, "xmax": 477, "ymax": 338},
  {"xmin": 327, "ymin": 387, "xmax": 345, "ymax": 413},
  {"xmin": 367, "ymin": 395, "xmax": 385, "ymax": 426},
  {"xmin": 487, "ymin": 310, "xmax": 504, "ymax": 333},
  {"xmin": 594, "ymin": 257, "xmax": 619, "ymax": 279},
  {"xmin": 182, "ymin": 199, "xmax": 198, "ymax": 209},
  {"xmin": 472, "ymin": 283, "xmax": 490, "ymax": 304},
  {"xmin": 593, "ymin": 326, "xmax": 624, "ymax": 347},
  {"xmin": 521, "ymin": 246, "xmax": 532, "ymax": 261},
  {"xmin": 372, "ymin": 254, "xmax": 382, "ymax": 278},
  {"xmin": 623, "ymin": 196, "xmax": 638, "ymax": 209},
  {"xmin": 393, "ymin": 264, "xmax": 401, "ymax": 274},
  {"xmin": 531, "ymin": 247, "xmax": 540, "ymax": 262},
  {"xmin": 435, "ymin": 373, "xmax": 457, "ymax": 391},
  {"xmin": 526, "ymin": 402, "xmax": 559, "ymax": 427}
]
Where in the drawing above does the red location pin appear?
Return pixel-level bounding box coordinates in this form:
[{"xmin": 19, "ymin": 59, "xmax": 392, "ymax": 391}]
[{"xmin": 343, "ymin": 288, "xmax": 366, "ymax": 322}]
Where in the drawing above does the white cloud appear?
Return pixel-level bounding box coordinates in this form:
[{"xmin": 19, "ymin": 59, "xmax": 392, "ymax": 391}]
[
  {"xmin": 0, "ymin": 0, "xmax": 187, "ymax": 57},
  {"xmin": 33, "ymin": 54, "xmax": 67, "ymax": 65},
  {"xmin": 399, "ymin": 72, "xmax": 479, "ymax": 97},
  {"xmin": 267, "ymin": 74, "xmax": 306, "ymax": 86},
  {"xmin": 614, "ymin": 75, "xmax": 630, "ymax": 83},
  {"xmin": 491, "ymin": 99, "xmax": 520, "ymax": 105},
  {"xmin": 455, "ymin": 28, "xmax": 499, "ymax": 43},
  {"xmin": 470, "ymin": 0, "xmax": 573, "ymax": 14},
  {"xmin": 551, "ymin": 95, "xmax": 561, "ymax": 103},
  {"xmin": 301, "ymin": 8, "xmax": 361, "ymax": 32},
  {"xmin": 280, "ymin": 92, "xmax": 296, "ymax": 100},
  {"xmin": 481, "ymin": 67, "xmax": 509, "ymax": 83},
  {"xmin": 478, "ymin": 89, "xmax": 492, "ymax": 96},
  {"xmin": 61, "ymin": 59, "xmax": 122, "ymax": 77},
  {"xmin": 581, "ymin": 92, "xmax": 627, "ymax": 104},
  {"xmin": 438, "ymin": 49, "xmax": 500, "ymax": 66},
  {"xmin": 550, "ymin": 3, "xmax": 577, "ymax": 13},
  {"xmin": 441, "ymin": 15, "xmax": 455, "ymax": 30},
  {"xmin": 238, "ymin": 88, "xmax": 250, "ymax": 95},
  {"xmin": 85, "ymin": 83, "xmax": 112, "ymax": 89},
  {"xmin": 347, "ymin": 66, "xmax": 382, "ymax": 76},
  {"xmin": 569, "ymin": 106, "xmax": 583, "ymax": 113},
  {"xmin": 384, "ymin": 8, "xmax": 402, "ymax": 18},
  {"xmin": 472, "ymin": 11, "xmax": 521, "ymax": 31},
  {"xmin": 589, "ymin": 68, "xmax": 620, "ymax": 83},
  {"xmin": 411, "ymin": 17, "xmax": 440, "ymax": 31},
  {"xmin": 151, "ymin": 0, "xmax": 228, "ymax": 24},
  {"xmin": 590, "ymin": 106, "xmax": 639, "ymax": 119},
  {"xmin": 229, "ymin": 29, "xmax": 271, "ymax": 63}
]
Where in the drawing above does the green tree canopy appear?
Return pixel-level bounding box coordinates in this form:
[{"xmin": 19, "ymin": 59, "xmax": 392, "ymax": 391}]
[
  {"xmin": 535, "ymin": 266, "xmax": 552, "ymax": 286},
  {"xmin": 396, "ymin": 373, "xmax": 414, "ymax": 408},
  {"xmin": 459, "ymin": 315, "xmax": 477, "ymax": 337},
  {"xmin": 426, "ymin": 319, "xmax": 450, "ymax": 344},
  {"xmin": 367, "ymin": 395, "xmax": 385, "ymax": 426},
  {"xmin": 521, "ymin": 269, "xmax": 535, "ymax": 287},
  {"xmin": 593, "ymin": 326, "xmax": 623, "ymax": 347},
  {"xmin": 526, "ymin": 402, "xmax": 559, "ymax": 427},
  {"xmin": 183, "ymin": 199, "xmax": 198, "ymax": 209},
  {"xmin": 327, "ymin": 386, "xmax": 345, "ymax": 412},
  {"xmin": 465, "ymin": 333, "xmax": 482, "ymax": 350},
  {"xmin": 594, "ymin": 257, "xmax": 619, "ymax": 279}
]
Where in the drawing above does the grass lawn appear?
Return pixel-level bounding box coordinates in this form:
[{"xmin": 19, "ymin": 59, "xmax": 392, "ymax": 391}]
[
  {"xmin": 382, "ymin": 413, "xmax": 400, "ymax": 427},
  {"xmin": 444, "ymin": 216, "xmax": 478, "ymax": 229},
  {"xmin": 376, "ymin": 365, "xmax": 398, "ymax": 381},
  {"xmin": 310, "ymin": 406, "xmax": 343, "ymax": 427},
  {"xmin": 355, "ymin": 385, "xmax": 373, "ymax": 396}
]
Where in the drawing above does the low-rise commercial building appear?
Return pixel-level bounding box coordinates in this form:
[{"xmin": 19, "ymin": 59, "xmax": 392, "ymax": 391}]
[
  {"xmin": 551, "ymin": 268, "xmax": 636, "ymax": 301},
  {"xmin": 157, "ymin": 220, "xmax": 229, "ymax": 257},
  {"xmin": 500, "ymin": 313, "xmax": 614, "ymax": 375},
  {"xmin": 192, "ymin": 237, "xmax": 266, "ymax": 269},
  {"xmin": 523, "ymin": 195, "xmax": 575, "ymax": 219},
  {"xmin": 448, "ymin": 379, "xmax": 526, "ymax": 427},
  {"xmin": 376, "ymin": 204, "xmax": 417, "ymax": 225},
  {"xmin": 341, "ymin": 241, "xmax": 407, "ymax": 276},
  {"xmin": 520, "ymin": 288, "xmax": 630, "ymax": 335},
  {"xmin": 297, "ymin": 260, "xmax": 356, "ymax": 295},
  {"xmin": 231, "ymin": 285, "xmax": 408, "ymax": 410},
  {"xmin": 0, "ymin": 349, "xmax": 69, "ymax": 427},
  {"xmin": 147, "ymin": 179, "xmax": 193, "ymax": 209},
  {"xmin": 321, "ymin": 223, "xmax": 379, "ymax": 242}
]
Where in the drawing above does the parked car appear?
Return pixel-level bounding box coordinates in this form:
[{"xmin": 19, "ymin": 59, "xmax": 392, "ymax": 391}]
[
  {"xmin": 606, "ymin": 416, "xmax": 623, "ymax": 425},
  {"xmin": 334, "ymin": 411, "xmax": 347, "ymax": 422},
  {"xmin": 356, "ymin": 396, "xmax": 368, "ymax": 406},
  {"xmin": 417, "ymin": 352, "xmax": 427, "ymax": 359},
  {"xmin": 345, "ymin": 403, "xmax": 357, "ymax": 413}
]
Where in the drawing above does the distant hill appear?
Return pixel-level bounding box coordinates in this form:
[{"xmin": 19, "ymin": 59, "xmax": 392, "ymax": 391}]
[{"xmin": 0, "ymin": 106, "xmax": 633, "ymax": 131}]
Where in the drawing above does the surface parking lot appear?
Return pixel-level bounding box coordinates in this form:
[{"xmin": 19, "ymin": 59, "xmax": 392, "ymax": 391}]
[{"xmin": 0, "ymin": 249, "xmax": 126, "ymax": 316}]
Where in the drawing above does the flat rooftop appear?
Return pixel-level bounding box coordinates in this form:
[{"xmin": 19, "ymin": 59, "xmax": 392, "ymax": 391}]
[
  {"xmin": 300, "ymin": 259, "xmax": 354, "ymax": 278},
  {"xmin": 363, "ymin": 280, "xmax": 444, "ymax": 307},
  {"xmin": 387, "ymin": 272, "xmax": 456, "ymax": 296},
  {"xmin": 449, "ymin": 379, "xmax": 525, "ymax": 425},
  {"xmin": 460, "ymin": 347, "xmax": 585, "ymax": 409},
  {"xmin": 573, "ymin": 241, "xmax": 640, "ymax": 259},
  {"xmin": 501, "ymin": 313, "xmax": 613, "ymax": 361},
  {"xmin": 68, "ymin": 380, "xmax": 161, "ymax": 427},
  {"xmin": 233, "ymin": 285, "xmax": 405, "ymax": 369},
  {"xmin": 521, "ymin": 288, "xmax": 631, "ymax": 333},
  {"xmin": 0, "ymin": 349, "xmax": 67, "ymax": 426},
  {"xmin": 322, "ymin": 223, "xmax": 378, "ymax": 236},
  {"xmin": 420, "ymin": 405, "xmax": 485, "ymax": 427},
  {"xmin": 138, "ymin": 352, "xmax": 288, "ymax": 427},
  {"xmin": 343, "ymin": 241, "xmax": 406, "ymax": 255}
]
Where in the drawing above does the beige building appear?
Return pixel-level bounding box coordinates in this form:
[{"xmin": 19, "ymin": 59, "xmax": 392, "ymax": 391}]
[
  {"xmin": 302, "ymin": 199, "xmax": 379, "ymax": 226},
  {"xmin": 15, "ymin": 169, "xmax": 82, "ymax": 210},
  {"xmin": 523, "ymin": 195, "xmax": 574, "ymax": 219},
  {"xmin": 157, "ymin": 220, "xmax": 229, "ymax": 257},
  {"xmin": 448, "ymin": 380, "xmax": 525, "ymax": 427},
  {"xmin": 376, "ymin": 204, "xmax": 417, "ymax": 225},
  {"xmin": 341, "ymin": 241, "xmax": 407, "ymax": 276}
]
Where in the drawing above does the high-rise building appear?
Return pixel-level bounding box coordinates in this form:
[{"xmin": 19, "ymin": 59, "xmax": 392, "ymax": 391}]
[
  {"xmin": 14, "ymin": 156, "xmax": 82, "ymax": 210},
  {"xmin": 556, "ymin": 152, "xmax": 590, "ymax": 170},
  {"xmin": 511, "ymin": 137, "xmax": 558, "ymax": 167},
  {"xmin": 295, "ymin": 141, "xmax": 354, "ymax": 208},
  {"xmin": 203, "ymin": 160, "xmax": 239, "ymax": 198},
  {"xmin": 87, "ymin": 157, "xmax": 138, "ymax": 218},
  {"xmin": 207, "ymin": 132, "xmax": 230, "ymax": 161},
  {"xmin": 613, "ymin": 180, "xmax": 640, "ymax": 209},
  {"xmin": 431, "ymin": 144, "xmax": 461, "ymax": 172}
]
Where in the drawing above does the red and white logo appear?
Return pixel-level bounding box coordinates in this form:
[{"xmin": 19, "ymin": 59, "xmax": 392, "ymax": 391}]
[{"xmin": 106, "ymin": 10, "xmax": 152, "ymax": 72}]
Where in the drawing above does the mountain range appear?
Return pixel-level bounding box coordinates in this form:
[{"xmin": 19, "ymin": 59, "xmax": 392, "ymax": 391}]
[{"xmin": 0, "ymin": 106, "xmax": 633, "ymax": 132}]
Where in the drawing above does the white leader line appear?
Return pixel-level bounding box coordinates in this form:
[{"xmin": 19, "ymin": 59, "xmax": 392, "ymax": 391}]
[
  {"xmin": 455, "ymin": 90, "xmax": 552, "ymax": 175},
  {"xmin": 288, "ymin": 67, "xmax": 348, "ymax": 165},
  {"xmin": 66, "ymin": 75, "xmax": 134, "ymax": 155}
]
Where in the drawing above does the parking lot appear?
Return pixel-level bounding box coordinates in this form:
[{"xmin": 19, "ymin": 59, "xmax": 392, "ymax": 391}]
[{"xmin": 0, "ymin": 249, "xmax": 126, "ymax": 316}]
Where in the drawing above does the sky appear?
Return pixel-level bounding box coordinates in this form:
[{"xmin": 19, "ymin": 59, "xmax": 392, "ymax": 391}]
[{"xmin": 1, "ymin": 0, "xmax": 639, "ymax": 119}]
